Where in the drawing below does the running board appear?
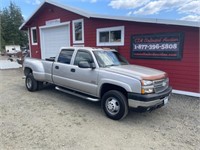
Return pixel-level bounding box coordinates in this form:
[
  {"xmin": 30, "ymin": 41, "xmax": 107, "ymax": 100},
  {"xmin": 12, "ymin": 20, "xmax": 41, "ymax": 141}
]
[{"xmin": 55, "ymin": 86, "xmax": 99, "ymax": 102}]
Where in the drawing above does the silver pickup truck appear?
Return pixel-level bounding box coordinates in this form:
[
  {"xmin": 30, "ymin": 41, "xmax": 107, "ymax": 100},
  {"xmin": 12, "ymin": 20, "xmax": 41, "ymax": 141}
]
[{"xmin": 23, "ymin": 47, "xmax": 172, "ymax": 120}]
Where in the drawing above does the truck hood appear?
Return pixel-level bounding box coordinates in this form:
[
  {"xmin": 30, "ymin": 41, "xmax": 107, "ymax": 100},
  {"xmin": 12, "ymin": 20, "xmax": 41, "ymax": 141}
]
[{"xmin": 103, "ymin": 65, "xmax": 167, "ymax": 80}]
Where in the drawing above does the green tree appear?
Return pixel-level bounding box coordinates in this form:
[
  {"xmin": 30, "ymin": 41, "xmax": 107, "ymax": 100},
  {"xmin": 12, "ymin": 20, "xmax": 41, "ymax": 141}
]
[
  {"xmin": 0, "ymin": 11, "xmax": 6, "ymax": 50},
  {"xmin": 1, "ymin": 2, "xmax": 28, "ymax": 50}
]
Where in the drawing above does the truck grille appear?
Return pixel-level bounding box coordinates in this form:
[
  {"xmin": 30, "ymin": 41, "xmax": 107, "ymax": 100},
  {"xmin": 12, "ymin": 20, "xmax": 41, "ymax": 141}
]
[{"xmin": 154, "ymin": 78, "xmax": 169, "ymax": 93}]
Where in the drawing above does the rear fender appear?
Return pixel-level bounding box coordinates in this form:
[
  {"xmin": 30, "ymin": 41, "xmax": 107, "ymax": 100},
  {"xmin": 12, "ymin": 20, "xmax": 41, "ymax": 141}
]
[{"xmin": 23, "ymin": 58, "xmax": 45, "ymax": 81}]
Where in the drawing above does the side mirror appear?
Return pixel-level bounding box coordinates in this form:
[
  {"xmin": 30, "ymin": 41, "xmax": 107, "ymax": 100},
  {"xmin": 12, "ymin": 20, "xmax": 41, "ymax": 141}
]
[{"xmin": 78, "ymin": 60, "xmax": 96, "ymax": 69}]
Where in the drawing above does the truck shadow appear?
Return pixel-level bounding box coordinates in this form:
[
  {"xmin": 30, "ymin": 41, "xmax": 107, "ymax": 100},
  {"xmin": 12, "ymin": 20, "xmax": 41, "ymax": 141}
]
[
  {"xmin": 40, "ymin": 84, "xmax": 170, "ymax": 123},
  {"xmin": 41, "ymin": 84, "xmax": 101, "ymax": 109}
]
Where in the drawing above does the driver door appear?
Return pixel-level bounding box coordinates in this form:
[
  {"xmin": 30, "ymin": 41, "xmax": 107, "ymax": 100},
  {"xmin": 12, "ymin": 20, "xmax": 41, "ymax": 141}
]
[{"xmin": 68, "ymin": 50, "xmax": 99, "ymax": 96}]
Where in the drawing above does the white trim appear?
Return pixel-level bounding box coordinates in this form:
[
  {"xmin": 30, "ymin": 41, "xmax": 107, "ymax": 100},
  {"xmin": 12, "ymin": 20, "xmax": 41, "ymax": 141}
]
[
  {"xmin": 45, "ymin": 0, "xmax": 91, "ymax": 18},
  {"xmin": 28, "ymin": 28, "xmax": 32, "ymax": 57},
  {"xmin": 72, "ymin": 44, "xmax": 84, "ymax": 47},
  {"xmin": 72, "ymin": 19, "xmax": 84, "ymax": 44},
  {"xmin": 45, "ymin": 18, "xmax": 61, "ymax": 26},
  {"xmin": 39, "ymin": 22, "xmax": 71, "ymax": 59},
  {"xmin": 172, "ymin": 89, "xmax": 200, "ymax": 98},
  {"xmin": 91, "ymin": 14, "xmax": 200, "ymax": 28},
  {"xmin": 31, "ymin": 27, "xmax": 38, "ymax": 45},
  {"xmin": 39, "ymin": 21, "xmax": 70, "ymax": 29},
  {"xmin": 19, "ymin": 0, "xmax": 90, "ymax": 30},
  {"xmin": 96, "ymin": 26, "xmax": 124, "ymax": 46}
]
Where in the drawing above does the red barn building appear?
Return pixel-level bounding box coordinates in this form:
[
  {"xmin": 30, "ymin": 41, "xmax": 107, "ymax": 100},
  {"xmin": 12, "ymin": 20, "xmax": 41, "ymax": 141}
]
[{"xmin": 20, "ymin": 0, "xmax": 200, "ymax": 97}]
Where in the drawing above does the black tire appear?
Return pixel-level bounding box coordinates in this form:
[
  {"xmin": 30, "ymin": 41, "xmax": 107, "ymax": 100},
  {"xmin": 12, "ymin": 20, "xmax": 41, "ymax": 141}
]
[
  {"xmin": 101, "ymin": 90, "xmax": 128, "ymax": 120},
  {"xmin": 25, "ymin": 73, "xmax": 38, "ymax": 92},
  {"xmin": 37, "ymin": 81, "xmax": 43, "ymax": 90}
]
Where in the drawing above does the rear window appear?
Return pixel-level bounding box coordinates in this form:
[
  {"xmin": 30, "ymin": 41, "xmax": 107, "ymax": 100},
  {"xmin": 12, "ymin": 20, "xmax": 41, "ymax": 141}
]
[{"xmin": 57, "ymin": 49, "xmax": 74, "ymax": 64}]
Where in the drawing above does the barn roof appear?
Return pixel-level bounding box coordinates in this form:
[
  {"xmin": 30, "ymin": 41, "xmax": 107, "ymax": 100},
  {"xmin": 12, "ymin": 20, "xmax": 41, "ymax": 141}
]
[{"xmin": 20, "ymin": 0, "xmax": 200, "ymax": 30}]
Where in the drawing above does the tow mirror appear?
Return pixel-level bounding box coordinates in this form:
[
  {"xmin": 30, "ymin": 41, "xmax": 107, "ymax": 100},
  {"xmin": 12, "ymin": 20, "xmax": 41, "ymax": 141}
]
[{"xmin": 78, "ymin": 60, "xmax": 96, "ymax": 69}]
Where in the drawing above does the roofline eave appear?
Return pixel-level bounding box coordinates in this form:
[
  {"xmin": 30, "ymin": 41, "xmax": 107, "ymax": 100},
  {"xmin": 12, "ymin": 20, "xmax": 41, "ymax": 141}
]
[
  {"xmin": 91, "ymin": 14, "xmax": 200, "ymax": 28},
  {"xmin": 19, "ymin": 0, "xmax": 91, "ymax": 30}
]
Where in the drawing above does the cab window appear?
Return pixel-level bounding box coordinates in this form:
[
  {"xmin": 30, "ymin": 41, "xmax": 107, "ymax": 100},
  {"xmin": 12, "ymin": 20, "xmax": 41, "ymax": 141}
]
[
  {"xmin": 57, "ymin": 49, "xmax": 74, "ymax": 64},
  {"xmin": 74, "ymin": 50, "xmax": 93, "ymax": 66}
]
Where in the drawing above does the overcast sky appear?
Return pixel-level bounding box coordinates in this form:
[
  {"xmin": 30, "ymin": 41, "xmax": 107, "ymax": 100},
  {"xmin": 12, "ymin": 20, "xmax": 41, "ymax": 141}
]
[{"xmin": 1, "ymin": 0, "xmax": 200, "ymax": 22}]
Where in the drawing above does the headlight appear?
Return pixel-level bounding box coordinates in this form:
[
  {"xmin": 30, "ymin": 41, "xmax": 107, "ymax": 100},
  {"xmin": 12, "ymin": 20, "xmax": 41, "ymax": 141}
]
[
  {"xmin": 142, "ymin": 80, "xmax": 153, "ymax": 86},
  {"xmin": 141, "ymin": 80, "xmax": 154, "ymax": 94}
]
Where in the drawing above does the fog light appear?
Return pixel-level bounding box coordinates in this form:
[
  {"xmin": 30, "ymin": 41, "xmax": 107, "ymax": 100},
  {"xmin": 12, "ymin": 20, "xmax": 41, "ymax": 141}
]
[{"xmin": 141, "ymin": 88, "xmax": 154, "ymax": 94}]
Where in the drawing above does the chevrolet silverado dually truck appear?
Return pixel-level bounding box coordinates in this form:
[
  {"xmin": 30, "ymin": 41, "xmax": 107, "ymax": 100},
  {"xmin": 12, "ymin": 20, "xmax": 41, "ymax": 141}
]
[{"xmin": 23, "ymin": 47, "xmax": 172, "ymax": 120}]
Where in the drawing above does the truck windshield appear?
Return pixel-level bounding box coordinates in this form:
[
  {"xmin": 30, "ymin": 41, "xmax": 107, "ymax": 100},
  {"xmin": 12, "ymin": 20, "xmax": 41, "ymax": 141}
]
[{"xmin": 93, "ymin": 51, "xmax": 129, "ymax": 67}]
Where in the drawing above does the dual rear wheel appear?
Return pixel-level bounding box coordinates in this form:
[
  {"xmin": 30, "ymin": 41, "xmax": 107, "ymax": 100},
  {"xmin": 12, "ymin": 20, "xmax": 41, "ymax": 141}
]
[{"xmin": 25, "ymin": 73, "xmax": 43, "ymax": 91}]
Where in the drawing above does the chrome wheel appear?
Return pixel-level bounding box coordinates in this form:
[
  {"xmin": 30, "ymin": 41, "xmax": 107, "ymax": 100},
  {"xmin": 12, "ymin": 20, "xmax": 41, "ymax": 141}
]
[
  {"xmin": 102, "ymin": 90, "xmax": 128, "ymax": 120},
  {"xmin": 26, "ymin": 78, "xmax": 32, "ymax": 89},
  {"xmin": 25, "ymin": 73, "xmax": 38, "ymax": 92},
  {"xmin": 105, "ymin": 97, "xmax": 120, "ymax": 115}
]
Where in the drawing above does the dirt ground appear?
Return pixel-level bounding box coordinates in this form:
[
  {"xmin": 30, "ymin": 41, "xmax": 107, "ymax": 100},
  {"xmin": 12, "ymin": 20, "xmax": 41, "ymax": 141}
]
[{"xmin": 0, "ymin": 68, "xmax": 199, "ymax": 150}]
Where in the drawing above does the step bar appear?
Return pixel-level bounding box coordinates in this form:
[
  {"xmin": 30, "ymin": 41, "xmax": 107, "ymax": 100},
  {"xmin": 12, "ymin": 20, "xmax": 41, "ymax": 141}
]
[{"xmin": 55, "ymin": 86, "xmax": 99, "ymax": 102}]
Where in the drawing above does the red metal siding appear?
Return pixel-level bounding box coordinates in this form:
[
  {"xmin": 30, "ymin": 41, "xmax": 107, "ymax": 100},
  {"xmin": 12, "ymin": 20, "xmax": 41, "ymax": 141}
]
[{"xmin": 29, "ymin": 27, "xmax": 41, "ymax": 58}]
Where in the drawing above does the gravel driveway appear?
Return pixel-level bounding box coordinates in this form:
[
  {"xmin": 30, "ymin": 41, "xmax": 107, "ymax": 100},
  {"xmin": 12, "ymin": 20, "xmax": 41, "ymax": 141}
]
[{"xmin": 0, "ymin": 68, "xmax": 199, "ymax": 150}]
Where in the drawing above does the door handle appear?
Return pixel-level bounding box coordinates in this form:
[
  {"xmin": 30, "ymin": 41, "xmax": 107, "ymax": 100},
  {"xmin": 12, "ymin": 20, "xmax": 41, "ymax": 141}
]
[
  {"xmin": 55, "ymin": 66, "xmax": 59, "ymax": 69},
  {"xmin": 71, "ymin": 68, "xmax": 75, "ymax": 72}
]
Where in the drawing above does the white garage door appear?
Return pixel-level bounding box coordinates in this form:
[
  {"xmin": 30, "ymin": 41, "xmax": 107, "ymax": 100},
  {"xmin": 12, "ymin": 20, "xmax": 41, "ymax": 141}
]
[{"xmin": 40, "ymin": 24, "xmax": 70, "ymax": 59}]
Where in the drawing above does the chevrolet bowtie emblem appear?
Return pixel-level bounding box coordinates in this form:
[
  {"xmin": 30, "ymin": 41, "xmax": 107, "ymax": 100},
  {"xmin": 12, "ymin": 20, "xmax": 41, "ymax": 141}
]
[{"xmin": 162, "ymin": 82, "xmax": 167, "ymax": 86}]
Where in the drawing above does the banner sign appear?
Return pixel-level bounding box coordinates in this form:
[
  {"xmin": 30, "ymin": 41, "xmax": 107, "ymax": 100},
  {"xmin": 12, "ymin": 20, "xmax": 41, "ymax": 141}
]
[{"xmin": 131, "ymin": 32, "xmax": 184, "ymax": 60}]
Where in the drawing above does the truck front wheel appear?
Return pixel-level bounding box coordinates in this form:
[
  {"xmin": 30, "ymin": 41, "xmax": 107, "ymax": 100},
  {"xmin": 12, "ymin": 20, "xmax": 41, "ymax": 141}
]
[
  {"xmin": 25, "ymin": 73, "xmax": 38, "ymax": 92},
  {"xmin": 101, "ymin": 90, "xmax": 128, "ymax": 120}
]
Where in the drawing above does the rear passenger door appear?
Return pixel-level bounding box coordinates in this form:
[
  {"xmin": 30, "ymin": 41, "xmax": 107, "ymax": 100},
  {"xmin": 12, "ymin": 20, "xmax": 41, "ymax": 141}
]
[{"xmin": 52, "ymin": 49, "xmax": 74, "ymax": 87}]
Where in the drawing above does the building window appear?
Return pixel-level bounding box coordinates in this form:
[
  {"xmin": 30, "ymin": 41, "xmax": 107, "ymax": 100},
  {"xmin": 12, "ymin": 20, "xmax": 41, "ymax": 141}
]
[
  {"xmin": 73, "ymin": 19, "xmax": 84, "ymax": 44},
  {"xmin": 97, "ymin": 26, "xmax": 124, "ymax": 46},
  {"xmin": 31, "ymin": 27, "xmax": 38, "ymax": 45}
]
